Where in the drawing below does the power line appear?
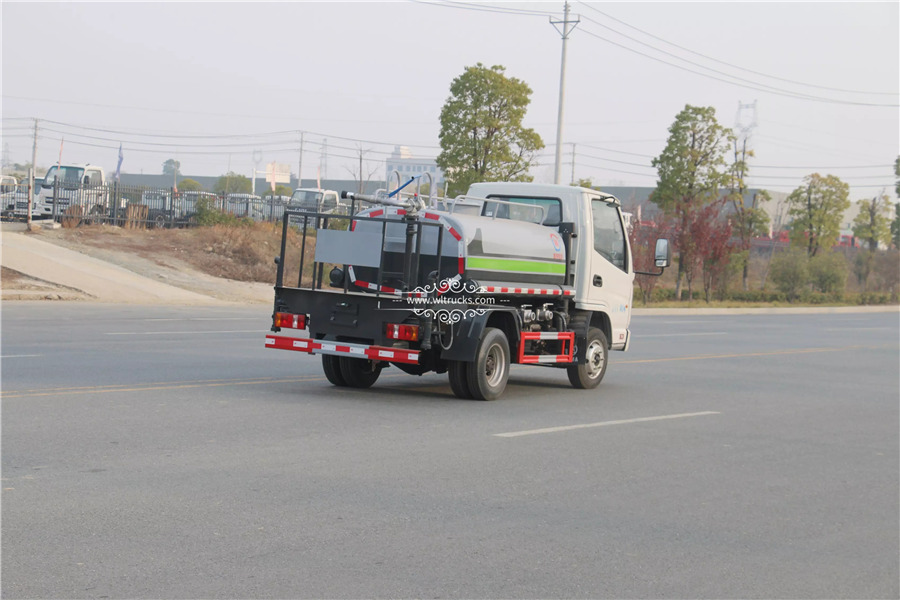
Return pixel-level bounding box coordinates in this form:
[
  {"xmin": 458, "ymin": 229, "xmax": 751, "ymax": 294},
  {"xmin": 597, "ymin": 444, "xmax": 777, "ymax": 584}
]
[
  {"xmin": 575, "ymin": 20, "xmax": 898, "ymax": 108},
  {"xmin": 410, "ymin": 0, "xmax": 558, "ymax": 18},
  {"xmin": 577, "ymin": 2, "xmax": 899, "ymax": 98}
]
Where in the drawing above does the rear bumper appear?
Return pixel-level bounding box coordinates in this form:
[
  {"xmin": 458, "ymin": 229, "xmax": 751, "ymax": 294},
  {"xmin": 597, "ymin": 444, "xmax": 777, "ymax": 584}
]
[{"xmin": 265, "ymin": 334, "xmax": 420, "ymax": 364}]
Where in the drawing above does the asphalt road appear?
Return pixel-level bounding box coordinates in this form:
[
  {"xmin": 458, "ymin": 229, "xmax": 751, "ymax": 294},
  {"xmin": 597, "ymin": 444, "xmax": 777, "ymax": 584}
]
[{"xmin": 2, "ymin": 303, "xmax": 898, "ymax": 599}]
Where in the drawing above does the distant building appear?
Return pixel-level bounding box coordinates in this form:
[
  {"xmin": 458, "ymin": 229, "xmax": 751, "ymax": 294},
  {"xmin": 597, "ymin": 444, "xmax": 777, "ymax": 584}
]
[{"xmin": 385, "ymin": 146, "xmax": 444, "ymax": 190}]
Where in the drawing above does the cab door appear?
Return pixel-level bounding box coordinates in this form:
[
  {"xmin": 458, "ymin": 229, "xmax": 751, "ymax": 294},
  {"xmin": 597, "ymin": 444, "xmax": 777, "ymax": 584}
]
[{"xmin": 587, "ymin": 198, "xmax": 634, "ymax": 349}]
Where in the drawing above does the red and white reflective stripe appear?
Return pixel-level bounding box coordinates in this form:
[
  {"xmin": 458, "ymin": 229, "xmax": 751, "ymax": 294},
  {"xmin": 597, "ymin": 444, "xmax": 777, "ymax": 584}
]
[
  {"xmin": 521, "ymin": 331, "xmax": 574, "ymax": 340},
  {"xmin": 516, "ymin": 331, "xmax": 575, "ymax": 364},
  {"xmin": 346, "ymin": 266, "xmax": 425, "ymax": 297},
  {"xmin": 266, "ymin": 335, "xmax": 420, "ymax": 364},
  {"xmin": 520, "ymin": 354, "xmax": 573, "ymax": 364},
  {"xmin": 481, "ymin": 286, "xmax": 574, "ymax": 296}
]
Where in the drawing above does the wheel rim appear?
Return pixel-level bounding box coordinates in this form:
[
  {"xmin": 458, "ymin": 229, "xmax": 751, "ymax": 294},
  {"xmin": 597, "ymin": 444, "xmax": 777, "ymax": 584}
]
[
  {"xmin": 585, "ymin": 339, "xmax": 605, "ymax": 379},
  {"xmin": 484, "ymin": 343, "xmax": 507, "ymax": 387}
]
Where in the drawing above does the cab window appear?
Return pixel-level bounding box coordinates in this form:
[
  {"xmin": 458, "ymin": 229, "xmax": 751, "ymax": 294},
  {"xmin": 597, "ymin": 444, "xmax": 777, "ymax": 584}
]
[
  {"xmin": 483, "ymin": 195, "xmax": 561, "ymax": 226},
  {"xmin": 591, "ymin": 199, "xmax": 627, "ymax": 272}
]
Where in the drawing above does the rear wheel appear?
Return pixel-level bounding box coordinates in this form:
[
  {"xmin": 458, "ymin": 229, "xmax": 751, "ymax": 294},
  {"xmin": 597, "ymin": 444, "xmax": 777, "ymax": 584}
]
[
  {"xmin": 322, "ymin": 354, "xmax": 347, "ymax": 386},
  {"xmin": 567, "ymin": 327, "xmax": 608, "ymax": 389},
  {"xmin": 448, "ymin": 360, "xmax": 473, "ymax": 399},
  {"xmin": 339, "ymin": 356, "xmax": 383, "ymax": 388},
  {"xmin": 466, "ymin": 327, "xmax": 510, "ymax": 401}
]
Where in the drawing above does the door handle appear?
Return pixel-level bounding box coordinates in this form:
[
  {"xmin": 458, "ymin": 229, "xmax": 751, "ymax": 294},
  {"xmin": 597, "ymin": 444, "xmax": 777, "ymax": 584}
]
[{"xmin": 593, "ymin": 275, "xmax": 603, "ymax": 287}]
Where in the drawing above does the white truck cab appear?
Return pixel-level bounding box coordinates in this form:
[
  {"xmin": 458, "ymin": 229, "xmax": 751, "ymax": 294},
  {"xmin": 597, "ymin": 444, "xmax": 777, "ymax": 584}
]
[
  {"xmin": 37, "ymin": 164, "xmax": 107, "ymax": 218},
  {"xmin": 289, "ymin": 188, "xmax": 345, "ymax": 214}
]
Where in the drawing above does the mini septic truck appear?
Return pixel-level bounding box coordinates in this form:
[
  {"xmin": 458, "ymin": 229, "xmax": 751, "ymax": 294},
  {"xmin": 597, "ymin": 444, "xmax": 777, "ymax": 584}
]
[{"xmin": 265, "ymin": 180, "xmax": 670, "ymax": 400}]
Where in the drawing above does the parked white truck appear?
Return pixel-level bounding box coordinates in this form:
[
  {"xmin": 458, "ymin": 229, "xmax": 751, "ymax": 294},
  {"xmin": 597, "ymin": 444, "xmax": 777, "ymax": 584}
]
[
  {"xmin": 265, "ymin": 181, "xmax": 669, "ymax": 400},
  {"xmin": 288, "ymin": 187, "xmax": 347, "ymax": 215},
  {"xmin": 33, "ymin": 164, "xmax": 108, "ymax": 219}
]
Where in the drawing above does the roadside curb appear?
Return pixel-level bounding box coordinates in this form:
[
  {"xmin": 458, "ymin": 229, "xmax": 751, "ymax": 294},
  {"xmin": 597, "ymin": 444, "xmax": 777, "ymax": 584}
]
[{"xmin": 633, "ymin": 306, "xmax": 899, "ymax": 316}]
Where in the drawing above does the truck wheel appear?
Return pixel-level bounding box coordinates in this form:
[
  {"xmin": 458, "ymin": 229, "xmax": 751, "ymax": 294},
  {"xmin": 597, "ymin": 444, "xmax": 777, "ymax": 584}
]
[
  {"xmin": 466, "ymin": 327, "xmax": 510, "ymax": 401},
  {"xmin": 87, "ymin": 205, "xmax": 104, "ymax": 225},
  {"xmin": 448, "ymin": 360, "xmax": 473, "ymax": 399},
  {"xmin": 567, "ymin": 327, "xmax": 608, "ymax": 389},
  {"xmin": 322, "ymin": 354, "xmax": 347, "ymax": 387},
  {"xmin": 339, "ymin": 356, "xmax": 382, "ymax": 388}
]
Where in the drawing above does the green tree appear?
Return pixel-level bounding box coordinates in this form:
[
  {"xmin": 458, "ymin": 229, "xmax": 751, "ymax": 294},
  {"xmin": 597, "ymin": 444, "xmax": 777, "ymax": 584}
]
[
  {"xmin": 891, "ymin": 202, "xmax": 900, "ymax": 248},
  {"xmin": 163, "ymin": 159, "xmax": 181, "ymax": 178},
  {"xmin": 261, "ymin": 184, "xmax": 292, "ymax": 199},
  {"xmin": 894, "ymin": 155, "xmax": 899, "ymax": 196},
  {"xmin": 651, "ymin": 105, "xmax": 735, "ymax": 300},
  {"xmin": 852, "ymin": 194, "xmax": 893, "ymax": 252},
  {"xmin": 728, "ymin": 140, "xmax": 770, "ymax": 290},
  {"xmin": 808, "ymin": 251, "xmax": 848, "ymax": 295},
  {"xmin": 769, "ymin": 249, "xmax": 809, "ymax": 302},
  {"xmin": 786, "ymin": 174, "xmax": 850, "ymax": 258},
  {"xmin": 214, "ymin": 172, "xmax": 252, "ymax": 195},
  {"xmin": 436, "ymin": 63, "xmax": 544, "ymax": 196},
  {"xmin": 177, "ymin": 178, "xmax": 203, "ymax": 192}
]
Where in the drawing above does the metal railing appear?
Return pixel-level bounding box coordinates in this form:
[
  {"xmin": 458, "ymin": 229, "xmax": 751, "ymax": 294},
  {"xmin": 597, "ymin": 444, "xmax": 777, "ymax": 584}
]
[{"xmin": 0, "ymin": 181, "xmax": 300, "ymax": 228}]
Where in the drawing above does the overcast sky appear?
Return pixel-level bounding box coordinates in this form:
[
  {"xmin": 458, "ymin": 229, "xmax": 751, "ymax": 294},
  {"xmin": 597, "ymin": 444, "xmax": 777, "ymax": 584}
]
[{"xmin": 2, "ymin": 1, "xmax": 897, "ymax": 201}]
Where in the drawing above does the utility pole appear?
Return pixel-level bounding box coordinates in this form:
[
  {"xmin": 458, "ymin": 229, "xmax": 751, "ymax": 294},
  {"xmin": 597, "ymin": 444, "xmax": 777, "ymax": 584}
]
[
  {"xmin": 320, "ymin": 139, "xmax": 328, "ymax": 185},
  {"xmin": 28, "ymin": 118, "xmax": 38, "ymax": 227},
  {"xmin": 297, "ymin": 131, "xmax": 304, "ymax": 189},
  {"xmin": 551, "ymin": 1, "xmax": 579, "ymax": 184},
  {"xmin": 570, "ymin": 143, "xmax": 576, "ymax": 185},
  {"xmin": 358, "ymin": 147, "xmax": 364, "ymax": 194}
]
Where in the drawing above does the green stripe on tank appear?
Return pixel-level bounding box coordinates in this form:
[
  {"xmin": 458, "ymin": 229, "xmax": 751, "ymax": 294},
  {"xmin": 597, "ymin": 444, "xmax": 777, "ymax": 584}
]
[{"xmin": 466, "ymin": 256, "xmax": 565, "ymax": 275}]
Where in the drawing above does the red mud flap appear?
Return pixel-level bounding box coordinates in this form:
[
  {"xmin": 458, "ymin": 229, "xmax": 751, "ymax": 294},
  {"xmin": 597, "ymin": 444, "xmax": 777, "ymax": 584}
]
[
  {"xmin": 517, "ymin": 331, "xmax": 575, "ymax": 364},
  {"xmin": 265, "ymin": 334, "xmax": 420, "ymax": 364}
]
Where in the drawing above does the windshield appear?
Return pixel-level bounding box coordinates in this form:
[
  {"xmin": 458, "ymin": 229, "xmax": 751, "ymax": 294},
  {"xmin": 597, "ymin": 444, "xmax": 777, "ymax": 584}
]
[
  {"xmin": 290, "ymin": 190, "xmax": 323, "ymax": 208},
  {"xmin": 42, "ymin": 166, "xmax": 85, "ymax": 188}
]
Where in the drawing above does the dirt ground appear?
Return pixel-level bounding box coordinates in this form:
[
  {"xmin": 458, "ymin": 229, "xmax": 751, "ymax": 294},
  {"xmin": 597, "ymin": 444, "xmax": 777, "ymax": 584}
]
[{"xmin": 2, "ymin": 222, "xmax": 289, "ymax": 303}]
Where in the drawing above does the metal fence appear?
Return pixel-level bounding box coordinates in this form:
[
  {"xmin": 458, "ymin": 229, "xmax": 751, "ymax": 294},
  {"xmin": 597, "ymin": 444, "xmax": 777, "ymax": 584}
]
[{"xmin": 0, "ymin": 181, "xmax": 294, "ymax": 229}]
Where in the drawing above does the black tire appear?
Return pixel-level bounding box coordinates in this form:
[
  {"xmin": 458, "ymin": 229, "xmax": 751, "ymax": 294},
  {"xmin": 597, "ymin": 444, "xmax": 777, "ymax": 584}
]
[
  {"xmin": 322, "ymin": 354, "xmax": 347, "ymax": 387},
  {"xmin": 466, "ymin": 327, "xmax": 510, "ymax": 401},
  {"xmin": 87, "ymin": 205, "xmax": 105, "ymax": 225},
  {"xmin": 448, "ymin": 360, "xmax": 473, "ymax": 399},
  {"xmin": 153, "ymin": 214, "xmax": 167, "ymax": 229},
  {"xmin": 339, "ymin": 356, "xmax": 382, "ymax": 388},
  {"xmin": 567, "ymin": 327, "xmax": 608, "ymax": 389}
]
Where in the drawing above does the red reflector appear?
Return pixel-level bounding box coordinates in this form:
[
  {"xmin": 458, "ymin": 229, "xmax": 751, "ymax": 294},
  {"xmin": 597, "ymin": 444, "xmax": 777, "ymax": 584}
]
[
  {"xmin": 274, "ymin": 312, "xmax": 306, "ymax": 330},
  {"xmin": 386, "ymin": 323, "xmax": 419, "ymax": 341}
]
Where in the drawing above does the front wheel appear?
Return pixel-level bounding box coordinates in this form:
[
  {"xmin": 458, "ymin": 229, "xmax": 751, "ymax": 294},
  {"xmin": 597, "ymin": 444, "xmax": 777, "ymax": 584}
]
[
  {"xmin": 86, "ymin": 204, "xmax": 105, "ymax": 225},
  {"xmin": 466, "ymin": 327, "xmax": 510, "ymax": 401},
  {"xmin": 339, "ymin": 356, "xmax": 383, "ymax": 388},
  {"xmin": 567, "ymin": 327, "xmax": 608, "ymax": 389}
]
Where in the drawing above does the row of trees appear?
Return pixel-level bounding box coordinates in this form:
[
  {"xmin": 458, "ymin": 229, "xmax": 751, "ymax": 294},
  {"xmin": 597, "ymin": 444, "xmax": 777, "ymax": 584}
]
[
  {"xmin": 429, "ymin": 64, "xmax": 897, "ymax": 302},
  {"xmin": 162, "ymin": 166, "xmax": 291, "ymax": 199}
]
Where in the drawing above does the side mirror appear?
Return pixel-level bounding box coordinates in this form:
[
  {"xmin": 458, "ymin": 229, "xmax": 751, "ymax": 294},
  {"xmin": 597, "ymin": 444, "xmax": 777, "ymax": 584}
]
[{"xmin": 655, "ymin": 239, "xmax": 671, "ymax": 268}]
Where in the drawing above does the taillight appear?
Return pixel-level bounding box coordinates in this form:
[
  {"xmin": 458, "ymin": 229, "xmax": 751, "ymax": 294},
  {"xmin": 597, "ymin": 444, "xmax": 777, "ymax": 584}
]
[
  {"xmin": 274, "ymin": 312, "xmax": 307, "ymax": 330},
  {"xmin": 386, "ymin": 323, "xmax": 419, "ymax": 341}
]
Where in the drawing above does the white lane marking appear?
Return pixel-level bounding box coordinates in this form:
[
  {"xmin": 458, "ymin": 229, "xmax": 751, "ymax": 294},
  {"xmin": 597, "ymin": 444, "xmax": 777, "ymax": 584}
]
[
  {"xmin": 104, "ymin": 330, "xmax": 261, "ymax": 336},
  {"xmin": 494, "ymin": 411, "xmax": 721, "ymax": 438},
  {"xmin": 1, "ymin": 354, "xmax": 42, "ymax": 358},
  {"xmin": 640, "ymin": 332, "xmax": 727, "ymax": 338}
]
